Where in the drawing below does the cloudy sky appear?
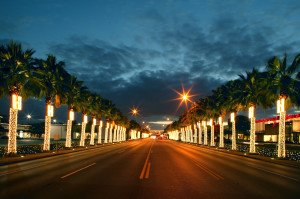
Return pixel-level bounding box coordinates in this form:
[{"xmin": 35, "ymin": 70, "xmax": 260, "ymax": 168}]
[{"xmin": 1, "ymin": 0, "xmax": 300, "ymax": 129}]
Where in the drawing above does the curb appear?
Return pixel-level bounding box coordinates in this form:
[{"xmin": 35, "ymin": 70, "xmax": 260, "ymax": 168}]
[
  {"xmin": 178, "ymin": 142, "xmax": 300, "ymax": 169},
  {"xmin": 0, "ymin": 141, "xmax": 126, "ymax": 166}
]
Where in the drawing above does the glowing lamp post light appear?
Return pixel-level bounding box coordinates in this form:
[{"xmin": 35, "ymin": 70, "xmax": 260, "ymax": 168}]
[
  {"xmin": 12, "ymin": 94, "xmax": 22, "ymax": 110},
  {"xmin": 277, "ymin": 98, "xmax": 286, "ymax": 158},
  {"xmin": 69, "ymin": 110, "xmax": 74, "ymax": 121},
  {"xmin": 231, "ymin": 112, "xmax": 237, "ymax": 150},
  {"xmin": 65, "ymin": 109, "xmax": 74, "ymax": 148},
  {"xmin": 7, "ymin": 94, "xmax": 22, "ymax": 153},
  {"xmin": 248, "ymin": 105, "xmax": 256, "ymax": 153},
  {"xmin": 47, "ymin": 105, "xmax": 54, "ymax": 117}
]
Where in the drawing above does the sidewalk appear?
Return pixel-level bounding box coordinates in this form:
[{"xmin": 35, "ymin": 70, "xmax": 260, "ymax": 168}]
[
  {"xmin": 0, "ymin": 142, "xmax": 120, "ymax": 166},
  {"xmin": 184, "ymin": 142, "xmax": 300, "ymax": 169}
]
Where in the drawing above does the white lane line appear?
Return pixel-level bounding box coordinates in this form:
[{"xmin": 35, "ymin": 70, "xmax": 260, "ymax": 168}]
[
  {"xmin": 61, "ymin": 163, "xmax": 96, "ymax": 179},
  {"xmin": 246, "ymin": 164, "xmax": 299, "ymax": 182}
]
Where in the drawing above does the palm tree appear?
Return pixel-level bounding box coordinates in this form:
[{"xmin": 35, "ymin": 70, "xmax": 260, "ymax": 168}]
[
  {"xmin": 34, "ymin": 55, "xmax": 68, "ymax": 151},
  {"xmin": 238, "ymin": 68, "xmax": 272, "ymax": 153},
  {"xmin": 0, "ymin": 41, "xmax": 34, "ymax": 153},
  {"xmin": 77, "ymin": 90, "xmax": 92, "ymax": 146},
  {"xmin": 225, "ymin": 79, "xmax": 244, "ymax": 150},
  {"xmin": 61, "ymin": 75, "xmax": 87, "ymax": 148},
  {"xmin": 266, "ymin": 53, "xmax": 300, "ymax": 158}
]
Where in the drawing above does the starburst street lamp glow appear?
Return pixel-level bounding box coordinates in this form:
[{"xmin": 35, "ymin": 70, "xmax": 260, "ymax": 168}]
[
  {"xmin": 172, "ymin": 84, "xmax": 197, "ymax": 110},
  {"xmin": 130, "ymin": 107, "xmax": 139, "ymax": 116}
]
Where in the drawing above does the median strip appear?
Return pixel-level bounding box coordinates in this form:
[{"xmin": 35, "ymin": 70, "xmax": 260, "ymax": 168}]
[{"xmin": 61, "ymin": 163, "xmax": 96, "ymax": 179}]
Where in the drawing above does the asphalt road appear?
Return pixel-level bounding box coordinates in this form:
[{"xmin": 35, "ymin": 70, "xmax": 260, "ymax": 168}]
[{"xmin": 1, "ymin": 139, "xmax": 300, "ymax": 199}]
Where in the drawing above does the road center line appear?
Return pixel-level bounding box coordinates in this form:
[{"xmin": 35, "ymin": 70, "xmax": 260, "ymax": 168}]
[
  {"xmin": 145, "ymin": 163, "xmax": 151, "ymax": 179},
  {"xmin": 246, "ymin": 164, "xmax": 299, "ymax": 182},
  {"xmin": 139, "ymin": 142, "xmax": 154, "ymax": 179},
  {"xmin": 61, "ymin": 163, "xmax": 96, "ymax": 179}
]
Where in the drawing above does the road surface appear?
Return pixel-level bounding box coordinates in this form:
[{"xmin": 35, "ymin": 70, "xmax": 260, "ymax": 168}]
[{"xmin": 1, "ymin": 139, "xmax": 300, "ymax": 199}]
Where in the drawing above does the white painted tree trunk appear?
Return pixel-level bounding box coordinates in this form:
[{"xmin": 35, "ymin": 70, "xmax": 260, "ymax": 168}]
[
  {"xmin": 278, "ymin": 111, "xmax": 286, "ymax": 158},
  {"xmin": 231, "ymin": 119, "xmax": 237, "ymax": 150},
  {"xmin": 80, "ymin": 122, "xmax": 86, "ymax": 147},
  {"xmin": 90, "ymin": 124, "xmax": 95, "ymax": 145},
  {"xmin": 98, "ymin": 125, "xmax": 102, "ymax": 144},
  {"xmin": 65, "ymin": 119, "xmax": 72, "ymax": 148},
  {"xmin": 198, "ymin": 122, "xmax": 202, "ymax": 145},
  {"xmin": 210, "ymin": 124, "xmax": 215, "ymax": 146},
  {"xmin": 219, "ymin": 117, "xmax": 224, "ymax": 148},
  {"xmin": 204, "ymin": 124, "xmax": 208, "ymax": 145},
  {"xmin": 43, "ymin": 115, "xmax": 51, "ymax": 150},
  {"xmin": 7, "ymin": 108, "xmax": 18, "ymax": 153}
]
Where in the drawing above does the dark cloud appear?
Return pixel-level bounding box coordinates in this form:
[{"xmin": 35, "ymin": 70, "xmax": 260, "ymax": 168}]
[{"xmin": 46, "ymin": 12, "xmax": 300, "ymax": 123}]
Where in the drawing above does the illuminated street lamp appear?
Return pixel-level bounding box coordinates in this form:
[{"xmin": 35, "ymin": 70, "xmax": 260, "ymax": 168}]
[{"xmin": 130, "ymin": 107, "xmax": 139, "ymax": 116}]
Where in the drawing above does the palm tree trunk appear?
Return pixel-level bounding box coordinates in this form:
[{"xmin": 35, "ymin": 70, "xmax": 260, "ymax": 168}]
[
  {"xmin": 249, "ymin": 106, "xmax": 256, "ymax": 153},
  {"xmin": 113, "ymin": 126, "xmax": 117, "ymax": 142},
  {"xmin": 204, "ymin": 122, "xmax": 208, "ymax": 145},
  {"xmin": 79, "ymin": 117, "xmax": 86, "ymax": 146},
  {"xmin": 104, "ymin": 123, "xmax": 109, "ymax": 143},
  {"xmin": 109, "ymin": 125, "xmax": 113, "ymax": 143},
  {"xmin": 65, "ymin": 119, "xmax": 72, "ymax": 148},
  {"xmin": 97, "ymin": 122, "xmax": 103, "ymax": 144},
  {"xmin": 231, "ymin": 116, "xmax": 237, "ymax": 150},
  {"xmin": 90, "ymin": 124, "xmax": 95, "ymax": 145},
  {"xmin": 198, "ymin": 122, "xmax": 202, "ymax": 145},
  {"xmin": 185, "ymin": 127, "xmax": 189, "ymax": 142},
  {"xmin": 219, "ymin": 117, "xmax": 224, "ymax": 148},
  {"xmin": 116, "ymin": 126, "xmax": 120, "ymax": 142},
  {"xmin": 210, "ymin": 119, "xmax": 215, "ymax": 147},
  {"xmin": 191, "ymin": 125, "xmax": 194, "ymax": 143},
  {"xmin": 7, "ymin": 108, "xmax": 18, "ymax": 153},
  {"xmin": 193, "ymin": 124, "xmax": 197, "ymax": 143},
  {"xmin": 278, "ymin": 110, "xmax": 286, "ymax": 158},
  {"xmin": 43, "ymin": 115, "xmax": 51, "ymax": 151}
]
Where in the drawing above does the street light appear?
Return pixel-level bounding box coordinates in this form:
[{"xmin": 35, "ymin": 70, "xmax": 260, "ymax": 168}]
[
  {"xmin": 130, "ymin": 107, "xmax": 139, "ymax": 116},
  {"xmin": 26, "ymin": 114, "xmax": 32, "ymax": 119},
  {"xmin": 172, "ymin": 84, "xmax": 197, "ymax": 110}
]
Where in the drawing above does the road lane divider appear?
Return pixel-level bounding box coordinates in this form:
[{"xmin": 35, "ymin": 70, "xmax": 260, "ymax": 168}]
[
  {"xmin": 139, "ymin": 142, "xmax": 154, "ymax": 180},
  {"xmin": 61, "ymin": 163, "xmax": 96, "ymax": 179},
  {"xmin": 246, "ymin": 164, "xmax": 299, "ymax": 182},
  {"xmin": 145, "ymin": 163, "xmax": 151, "ymax": 179}
]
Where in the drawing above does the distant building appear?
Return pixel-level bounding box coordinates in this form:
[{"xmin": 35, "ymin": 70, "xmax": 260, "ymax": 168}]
[
  {"xmin": 255, "ymin": 114, "xmax": 300, "ymax": 143},
  {"xmin": 0, "ymin": 123, "xmax": 32, "ymax": 138}
]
